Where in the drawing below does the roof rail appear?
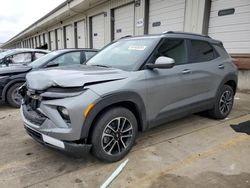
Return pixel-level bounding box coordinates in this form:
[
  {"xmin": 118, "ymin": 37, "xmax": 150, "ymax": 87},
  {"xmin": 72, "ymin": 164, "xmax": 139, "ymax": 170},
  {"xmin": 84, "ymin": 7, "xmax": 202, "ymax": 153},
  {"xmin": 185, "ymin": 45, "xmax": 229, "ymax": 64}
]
[{"xmin": 162, "ymin": 31, "xmax": 211, "ymax": 38}]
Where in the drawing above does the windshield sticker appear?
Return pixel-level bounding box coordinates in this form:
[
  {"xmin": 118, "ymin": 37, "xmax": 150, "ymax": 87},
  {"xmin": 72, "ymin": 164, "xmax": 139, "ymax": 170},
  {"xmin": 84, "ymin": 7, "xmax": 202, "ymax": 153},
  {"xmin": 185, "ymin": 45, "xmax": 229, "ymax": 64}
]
[{"xmin": 128, "ymin": 45, "xmax": 147, "ymax": 51}]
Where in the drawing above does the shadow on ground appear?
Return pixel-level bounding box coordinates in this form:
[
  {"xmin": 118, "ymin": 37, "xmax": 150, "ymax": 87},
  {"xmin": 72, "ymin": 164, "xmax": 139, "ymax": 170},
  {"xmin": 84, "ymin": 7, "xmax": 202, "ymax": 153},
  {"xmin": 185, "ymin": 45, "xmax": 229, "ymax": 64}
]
[
  {"xmin": 150, "ymin": 172, "xmax": 250, "ymax": 188},
  {"xmin": 231, "ymin": 121, "xmax": 250, "ymax": 135}
]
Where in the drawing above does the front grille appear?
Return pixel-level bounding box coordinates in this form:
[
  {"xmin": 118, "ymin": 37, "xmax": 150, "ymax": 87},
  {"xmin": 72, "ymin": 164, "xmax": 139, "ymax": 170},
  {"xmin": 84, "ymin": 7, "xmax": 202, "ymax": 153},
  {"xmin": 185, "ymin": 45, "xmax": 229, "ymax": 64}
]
[{"xmin": 23, "ymin": 105, "xmax": 46, "ymax": 125}]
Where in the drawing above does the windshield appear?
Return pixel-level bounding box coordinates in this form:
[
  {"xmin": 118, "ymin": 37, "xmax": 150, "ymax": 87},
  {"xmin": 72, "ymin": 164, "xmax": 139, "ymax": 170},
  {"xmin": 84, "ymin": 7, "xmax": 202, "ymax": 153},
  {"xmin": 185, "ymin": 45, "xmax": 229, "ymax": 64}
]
[
  {"xmin": 29, "ymin": 51, "xmax": 60, "ymax": 68},
  {"xmin": 0, "ymin": 50, "xmax": 14, "ymax": 59},
  {"xmin": 86, "ymin": 38, "xmax": 159, "ymax": 71}
]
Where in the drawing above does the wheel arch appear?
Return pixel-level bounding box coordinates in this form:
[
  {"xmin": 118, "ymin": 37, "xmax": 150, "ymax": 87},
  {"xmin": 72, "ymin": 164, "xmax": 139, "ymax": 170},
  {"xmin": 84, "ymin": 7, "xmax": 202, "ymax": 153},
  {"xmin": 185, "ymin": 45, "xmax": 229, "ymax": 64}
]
[
  {"xmin": 220, "ymin": 73, "xmax": 238, "ymax": 95},
  {"xmin": 81, "ymin": 91, "xmax": 147, "ymax": 142}
]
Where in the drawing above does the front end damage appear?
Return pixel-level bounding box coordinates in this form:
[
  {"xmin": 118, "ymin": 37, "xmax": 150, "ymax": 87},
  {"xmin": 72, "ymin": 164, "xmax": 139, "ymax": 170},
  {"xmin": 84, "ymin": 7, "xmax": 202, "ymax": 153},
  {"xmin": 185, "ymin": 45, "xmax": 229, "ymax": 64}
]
[{"xmin": 19, "ymin": 84, "xmax": 100, "ymax": 156}]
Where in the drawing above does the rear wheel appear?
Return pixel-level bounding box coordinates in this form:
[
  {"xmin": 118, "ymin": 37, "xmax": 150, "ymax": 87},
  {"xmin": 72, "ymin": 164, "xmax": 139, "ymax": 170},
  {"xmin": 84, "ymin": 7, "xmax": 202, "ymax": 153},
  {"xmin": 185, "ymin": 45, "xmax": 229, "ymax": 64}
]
[
  {"xmin": 6, "ymin": 83, "xmax": 24, "ymax": 108},
  {"xmin": 91, "ymin": 107, "xmax": 138, "ymax": 162},
  {"xmin": 209, "ymin": 85, "xmax": 234, "ymax": 119}
]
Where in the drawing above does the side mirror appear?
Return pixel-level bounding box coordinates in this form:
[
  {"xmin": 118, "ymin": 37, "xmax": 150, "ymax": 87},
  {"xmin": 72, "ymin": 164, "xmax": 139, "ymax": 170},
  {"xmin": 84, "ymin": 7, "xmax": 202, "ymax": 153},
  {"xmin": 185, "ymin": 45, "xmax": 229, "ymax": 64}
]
[
  {"xmin": 146, "ymin": 56, "xmax": 175, "ymax": 69},
  {"xmin": 5, "ymin": 57, "xmax": 13, "ymax": 66}
]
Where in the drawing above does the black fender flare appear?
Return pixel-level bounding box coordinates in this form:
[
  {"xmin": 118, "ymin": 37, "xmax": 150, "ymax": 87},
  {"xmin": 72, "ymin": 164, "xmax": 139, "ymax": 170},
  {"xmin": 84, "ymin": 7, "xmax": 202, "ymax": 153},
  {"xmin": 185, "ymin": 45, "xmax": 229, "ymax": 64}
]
[
  {"xmin": 81, "ymin": 91, "xmax": 147, "ymax": 139},
  {"xmin": 217, "ymin": 73, "xmax": 238, "ymax": 95},
  {"xmin": 2, "ymin": 78, "xmax": 26, "ymax": 101}
]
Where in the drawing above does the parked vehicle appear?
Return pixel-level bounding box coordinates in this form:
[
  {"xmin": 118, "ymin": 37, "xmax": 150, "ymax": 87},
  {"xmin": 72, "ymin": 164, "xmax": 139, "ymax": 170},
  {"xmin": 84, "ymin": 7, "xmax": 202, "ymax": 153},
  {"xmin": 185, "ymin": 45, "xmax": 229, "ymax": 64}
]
[
  {"xmin": 20, "ymin": 32, "xmax": 238, "ymax": 162},
  {"xmin": 0, "ymin": 48, "xmax": 98, "ymax": 107},
  {"xmin": 0, "ymin": 49, "xmax": 8, "ymax": 53},
  {"xmin": 0, "ymin": 48, "xmax": 49, "ymax": 67}
]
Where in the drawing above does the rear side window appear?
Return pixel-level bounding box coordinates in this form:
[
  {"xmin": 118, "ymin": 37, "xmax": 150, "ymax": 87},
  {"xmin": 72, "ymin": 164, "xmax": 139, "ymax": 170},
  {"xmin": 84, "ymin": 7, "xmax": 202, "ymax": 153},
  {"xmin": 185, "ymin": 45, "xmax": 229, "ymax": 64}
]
[{"xmin": 189, "ymin": 40, "xmax": 218, "ymax": 63}]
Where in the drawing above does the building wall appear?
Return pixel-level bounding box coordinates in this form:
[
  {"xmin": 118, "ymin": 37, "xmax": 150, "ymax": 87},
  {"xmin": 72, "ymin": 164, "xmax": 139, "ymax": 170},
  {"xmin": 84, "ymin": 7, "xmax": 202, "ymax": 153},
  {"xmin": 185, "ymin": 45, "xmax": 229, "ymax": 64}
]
[{"xmin": 2, "ymin": 0, "xmax": 250, "ymax": 90}]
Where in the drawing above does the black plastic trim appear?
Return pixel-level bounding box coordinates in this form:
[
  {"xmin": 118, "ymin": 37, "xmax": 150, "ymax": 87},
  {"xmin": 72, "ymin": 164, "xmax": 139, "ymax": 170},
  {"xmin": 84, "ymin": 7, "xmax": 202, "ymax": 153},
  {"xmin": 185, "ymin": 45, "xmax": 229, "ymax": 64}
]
[{"xmin": 80, "ymin": 91, "xmax": 147, "ymax": 139}]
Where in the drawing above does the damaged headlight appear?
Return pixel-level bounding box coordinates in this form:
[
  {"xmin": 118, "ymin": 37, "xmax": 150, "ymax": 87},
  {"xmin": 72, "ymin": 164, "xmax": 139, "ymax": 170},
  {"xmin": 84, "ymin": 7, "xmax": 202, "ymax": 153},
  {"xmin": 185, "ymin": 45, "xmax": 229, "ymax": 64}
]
[{"xmin": 40, "ymin": 87, "xmax": 85, "ymax": 99}]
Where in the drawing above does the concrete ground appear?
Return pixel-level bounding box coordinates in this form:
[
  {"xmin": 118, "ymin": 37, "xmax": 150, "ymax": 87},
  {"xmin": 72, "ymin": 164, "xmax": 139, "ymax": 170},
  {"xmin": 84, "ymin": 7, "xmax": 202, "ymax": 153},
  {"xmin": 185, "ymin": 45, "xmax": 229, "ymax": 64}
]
[{"xmin": 0, "ymin": 93, "xmax": 250, "ymax": 188}]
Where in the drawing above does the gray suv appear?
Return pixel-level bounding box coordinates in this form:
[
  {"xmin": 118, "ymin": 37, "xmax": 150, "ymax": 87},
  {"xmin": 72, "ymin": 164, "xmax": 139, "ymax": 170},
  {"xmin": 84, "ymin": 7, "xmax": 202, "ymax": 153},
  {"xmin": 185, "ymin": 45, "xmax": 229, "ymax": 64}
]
[{"xmin": 20, "ymin": 32, "xmax": 238, "ymax": 162}]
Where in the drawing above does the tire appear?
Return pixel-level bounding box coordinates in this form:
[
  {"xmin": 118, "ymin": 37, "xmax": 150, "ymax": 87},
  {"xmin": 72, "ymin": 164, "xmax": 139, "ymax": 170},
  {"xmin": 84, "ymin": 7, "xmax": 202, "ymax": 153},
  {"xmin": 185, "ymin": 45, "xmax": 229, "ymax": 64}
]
[
  {"xmin": 91, "ymin": 107, "xmax": 138, "ymax": 162},
  {"xmin": 208, "ymin": 85, "xmax": 234, "ymax": 119},
  {"xmin": 6, "ymin": 83, "xmax": 24, "ymax": 108}
]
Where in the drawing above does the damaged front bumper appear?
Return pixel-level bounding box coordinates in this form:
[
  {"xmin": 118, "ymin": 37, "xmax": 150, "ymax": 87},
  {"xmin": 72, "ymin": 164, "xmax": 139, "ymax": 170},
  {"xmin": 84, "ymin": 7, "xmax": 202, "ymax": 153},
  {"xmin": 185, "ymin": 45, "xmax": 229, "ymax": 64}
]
[{"xmin": 21, "ymin": 105, "xmax": 92, "ymax": 156}]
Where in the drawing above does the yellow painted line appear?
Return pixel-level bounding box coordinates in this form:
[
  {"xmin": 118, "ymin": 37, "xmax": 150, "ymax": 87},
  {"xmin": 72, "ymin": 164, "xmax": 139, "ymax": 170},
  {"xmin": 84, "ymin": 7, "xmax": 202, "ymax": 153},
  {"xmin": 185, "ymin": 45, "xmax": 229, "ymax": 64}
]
[{"xmin": 130, "ymin": 134, "xmax": 250, "ymax": 187}]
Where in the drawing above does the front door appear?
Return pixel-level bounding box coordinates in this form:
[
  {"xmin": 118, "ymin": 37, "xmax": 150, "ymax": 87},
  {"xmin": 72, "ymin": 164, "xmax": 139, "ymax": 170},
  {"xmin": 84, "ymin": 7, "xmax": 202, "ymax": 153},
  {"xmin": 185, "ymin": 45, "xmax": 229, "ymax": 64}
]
[{"xmin": 145, "ymin": 38, "xmax": 194, "ymax": 127}]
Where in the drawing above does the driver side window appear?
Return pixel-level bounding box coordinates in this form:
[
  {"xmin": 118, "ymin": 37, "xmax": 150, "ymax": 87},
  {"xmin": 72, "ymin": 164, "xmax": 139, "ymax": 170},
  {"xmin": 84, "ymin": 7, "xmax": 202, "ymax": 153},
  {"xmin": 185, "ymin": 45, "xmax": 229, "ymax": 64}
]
[
  {"xmin": 156, "ymin": 39, "xmax": 188, "ymax": 65},
  {"xmin": 10, "ymin": 53, "xmax": 32, "ymax": 64},
  {"xmin": 48, "ymin": 52, "xmax": 81, "ymax": 67}
]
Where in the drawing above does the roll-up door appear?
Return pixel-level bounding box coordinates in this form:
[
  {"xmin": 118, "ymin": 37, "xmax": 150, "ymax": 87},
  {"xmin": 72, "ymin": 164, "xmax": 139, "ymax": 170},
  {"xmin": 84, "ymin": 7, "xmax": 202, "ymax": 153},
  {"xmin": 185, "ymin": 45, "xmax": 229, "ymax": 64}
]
[
  {"xmin": 40, "ymin": 35, "xmax": 43, "ymax": 46},
  {"xmin": 44, "ymin": 33, "xmax": 49, "ymax": 46},
  {"xmin": 91, "ymin": 14, "xmax": 105, "ymax": 49},
  {"xmin": 36, "ymin": 36, "xmax": 39, "ymax": 47},
  {"xmin": 56, "ymin": 28, "xmax": 63, "ymax": 49},
  {"xmin": 114, "ymin": 3, "xmax": 135, "ymax": 40},
  {"xmin": 76, "ymin": 20, "xmax": 86, "ymax": 48},
  {"xmin": 148, "ymin": 0, "xmax": 185, "ymax": 34},
  {"xmin": 65, "ymin": 25, "xmax": 74, "ymax": 48},
  {"xmin": 32, "ymin": 37, "xmax": 35, "ymax": 48},
  {"xmin": 50, "ymin": 30, "xmax": 56, "ymax": 50},
  {"xmin": 208, "ymin": 0, "xmax": 250, "ymax": 54}
]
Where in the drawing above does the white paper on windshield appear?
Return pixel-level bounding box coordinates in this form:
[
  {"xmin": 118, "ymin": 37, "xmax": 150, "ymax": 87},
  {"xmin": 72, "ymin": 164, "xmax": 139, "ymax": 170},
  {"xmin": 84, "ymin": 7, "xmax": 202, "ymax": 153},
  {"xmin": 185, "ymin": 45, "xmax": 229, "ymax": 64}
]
[{"xmin": 128, "ymin": 45, "xmax": 147, "ymax": 51}]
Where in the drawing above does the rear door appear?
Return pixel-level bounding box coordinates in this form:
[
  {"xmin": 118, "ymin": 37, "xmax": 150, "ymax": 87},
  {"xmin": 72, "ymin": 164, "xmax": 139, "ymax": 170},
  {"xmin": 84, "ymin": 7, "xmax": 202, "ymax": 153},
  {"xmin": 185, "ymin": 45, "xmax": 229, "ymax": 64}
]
[{"xmin": 187, "ymin": 39, "xmax": 222, "ymax": 101}]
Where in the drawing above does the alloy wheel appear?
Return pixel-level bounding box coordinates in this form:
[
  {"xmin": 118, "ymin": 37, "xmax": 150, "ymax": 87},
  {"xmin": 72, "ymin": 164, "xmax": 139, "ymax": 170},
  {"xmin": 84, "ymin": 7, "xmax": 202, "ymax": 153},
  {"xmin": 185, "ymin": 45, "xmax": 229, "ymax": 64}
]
[
  {"xmin": 219, "ymin": 90, "xmax": 233, "ymax": 115},
  {"xmin": 101, "ymin": 117, "xmax": 133, "ymax": 155}
]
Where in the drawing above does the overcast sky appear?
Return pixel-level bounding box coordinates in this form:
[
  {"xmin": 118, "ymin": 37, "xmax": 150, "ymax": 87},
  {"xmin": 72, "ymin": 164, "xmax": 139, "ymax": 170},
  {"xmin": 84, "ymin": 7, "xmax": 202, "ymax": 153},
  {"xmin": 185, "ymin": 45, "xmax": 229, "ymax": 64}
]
[{"xmin": 0, "ymin": 0, "xmax": 65, "ymax": 44}]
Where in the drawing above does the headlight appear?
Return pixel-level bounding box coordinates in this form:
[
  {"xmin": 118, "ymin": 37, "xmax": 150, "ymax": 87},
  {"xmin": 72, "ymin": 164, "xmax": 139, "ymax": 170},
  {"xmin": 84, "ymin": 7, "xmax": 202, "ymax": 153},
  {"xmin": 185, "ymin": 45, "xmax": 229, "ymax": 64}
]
[{"xmin": 40, "ymin": 87, "xmax": 85, "ymax": 99}]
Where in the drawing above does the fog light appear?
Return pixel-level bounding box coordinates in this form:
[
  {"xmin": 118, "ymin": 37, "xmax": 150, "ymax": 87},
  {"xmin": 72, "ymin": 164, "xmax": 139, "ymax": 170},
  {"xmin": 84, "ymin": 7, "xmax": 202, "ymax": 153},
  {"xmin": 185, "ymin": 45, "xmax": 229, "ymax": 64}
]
[{"xmin": 57, "ymin": 106, "xmax": 70, "ymax": 123}]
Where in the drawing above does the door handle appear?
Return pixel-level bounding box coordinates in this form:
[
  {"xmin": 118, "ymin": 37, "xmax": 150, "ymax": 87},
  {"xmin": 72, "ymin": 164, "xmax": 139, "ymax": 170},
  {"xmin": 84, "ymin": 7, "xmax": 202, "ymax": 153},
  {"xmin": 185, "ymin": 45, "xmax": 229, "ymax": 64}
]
[
  {"xmin": 218, "ymin": 64, "xmax": 225, "ymax": 69},
  {"xmin": 182, "ymin": 69, "xmax": 191, "ymax": 74}
]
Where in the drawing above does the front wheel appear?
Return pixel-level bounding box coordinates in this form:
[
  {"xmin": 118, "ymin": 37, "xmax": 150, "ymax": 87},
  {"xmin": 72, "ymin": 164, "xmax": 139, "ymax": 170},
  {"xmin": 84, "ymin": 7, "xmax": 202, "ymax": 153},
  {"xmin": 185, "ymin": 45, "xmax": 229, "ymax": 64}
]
[
  {"xmin": 209, "ymin": 85, "xmax": 234, "ymax": 119},
  {"xmin": 91, "ymin": 107, "xmax": 138, "ymax": 162}
]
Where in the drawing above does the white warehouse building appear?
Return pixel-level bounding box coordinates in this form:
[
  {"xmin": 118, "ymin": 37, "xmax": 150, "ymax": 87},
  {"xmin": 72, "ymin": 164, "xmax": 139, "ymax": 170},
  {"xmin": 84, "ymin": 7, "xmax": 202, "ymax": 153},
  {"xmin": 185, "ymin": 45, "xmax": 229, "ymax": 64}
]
[{"xmin": 1, "ymin": 0, "xmax": 250, "ymax": 89}]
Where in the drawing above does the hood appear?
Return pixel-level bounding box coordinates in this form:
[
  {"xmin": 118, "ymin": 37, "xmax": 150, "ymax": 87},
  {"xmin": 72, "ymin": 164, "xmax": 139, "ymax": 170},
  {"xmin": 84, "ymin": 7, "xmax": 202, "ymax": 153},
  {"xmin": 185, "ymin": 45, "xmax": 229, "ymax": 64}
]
[
  {"xmin": 26, "ymin": 65, "xmax": 128, "ymax": 90},
  {"xmin": 0, "ymin": 65, "xmax": 32, "ymax": 76}
]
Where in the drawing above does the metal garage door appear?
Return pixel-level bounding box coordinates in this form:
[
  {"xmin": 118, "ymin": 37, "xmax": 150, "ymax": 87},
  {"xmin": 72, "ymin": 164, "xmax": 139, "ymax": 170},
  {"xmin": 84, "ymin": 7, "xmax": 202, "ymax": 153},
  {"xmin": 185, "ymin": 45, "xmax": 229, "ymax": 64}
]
[
  {"xmin": 40, "ymin": 35, "xmax": 44, "ymax": 46},
  {"xmin": 36, "ymin": 36, "xmax": 40, "ymax": 47},
  {"xmin": 44, "ymin": 33, "xmax": 49, "ymax": 47},
  {"xmin": 50, "ymin": 31, "xmax": 56, "ymax": 50},
  {"xmin": 65, "ymin": 25, "xmax": 74, "ymax": 48},
  {"xmin": 148, "ymin": 0, "xmax": 185, "ymax": 34},
  {"xmin": 56, "ymin": 28, "xmax": 63, "ymax": 49},
  {"xmin": 76, "ymin": 20, "xmax": 86, "ymax": 48},
  {"xmin": 208, "ymin": 0, "xmax": 250, "ymax": 54},
  {"xmin": 114, "ymin": 3, "xmax": 135, "ymax": 40},
  {"xmin": 92, "ymin": 14, "xmax": 105, "ymax": 49}
]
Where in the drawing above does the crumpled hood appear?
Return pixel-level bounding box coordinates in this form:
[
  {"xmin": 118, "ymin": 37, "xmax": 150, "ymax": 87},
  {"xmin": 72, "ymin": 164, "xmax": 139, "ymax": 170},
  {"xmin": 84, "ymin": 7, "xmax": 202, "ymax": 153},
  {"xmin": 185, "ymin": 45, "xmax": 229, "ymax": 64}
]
[
  {"xmin": 26, "ymin": 65, "xmax": 128, "ymax": 90},
  {"xmin": 0, "ymin": 65, "xmax": 32, "ymax": 75}
]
